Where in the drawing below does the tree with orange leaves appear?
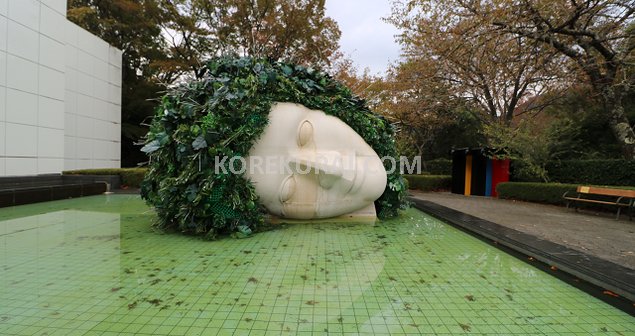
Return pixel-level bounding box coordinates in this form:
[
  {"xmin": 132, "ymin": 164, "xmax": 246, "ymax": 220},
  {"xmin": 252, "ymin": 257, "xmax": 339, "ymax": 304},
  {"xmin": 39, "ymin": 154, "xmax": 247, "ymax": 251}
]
[
  {"xmin": 387, "ymin": 0, "xmax": 563, "ymax": 127},
  {"xmin": 157, "ymin": 0, "xmax": 341, "ymax": 80},
  {"xmin": 389, "ymin": 0, "xmax": 635, "ymax": 159}
]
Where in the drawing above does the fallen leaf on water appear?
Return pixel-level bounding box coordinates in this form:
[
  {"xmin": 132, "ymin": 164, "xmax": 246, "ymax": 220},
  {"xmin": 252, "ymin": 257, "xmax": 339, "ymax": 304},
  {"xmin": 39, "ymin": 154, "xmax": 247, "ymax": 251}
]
[{"xmin": 459, "ymin": 323, "xmax": 471, "ymax": 332}]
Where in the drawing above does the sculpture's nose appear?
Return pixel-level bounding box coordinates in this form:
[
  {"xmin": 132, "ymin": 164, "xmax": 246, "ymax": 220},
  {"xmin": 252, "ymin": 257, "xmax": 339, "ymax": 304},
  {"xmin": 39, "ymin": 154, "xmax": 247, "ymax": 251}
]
[
  {"xmin": 288, "ymin": 150, "xmax": 342, "ymax": 176},
  {"xmin": 288, "ymin": 150, "xmax": 357, "ymax": 190}
]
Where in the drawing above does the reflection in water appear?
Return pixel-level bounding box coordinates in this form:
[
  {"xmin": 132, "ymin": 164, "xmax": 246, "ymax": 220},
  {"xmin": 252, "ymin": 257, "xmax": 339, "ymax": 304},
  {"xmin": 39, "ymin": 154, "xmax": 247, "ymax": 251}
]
[
  {"xmin": 0, "ymin": 195, "xmax": 633, "ymax": 335},
  {"xmin": 0, "ymin": 210, "xmax": 121, "ymax": 332}
]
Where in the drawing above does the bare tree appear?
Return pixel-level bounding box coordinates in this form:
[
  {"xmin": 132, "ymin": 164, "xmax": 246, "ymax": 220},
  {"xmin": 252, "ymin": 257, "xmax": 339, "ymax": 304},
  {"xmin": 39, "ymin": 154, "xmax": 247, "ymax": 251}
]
[
  {"xmin": 388, "ymin": 0, "xmax": 563, "ymax": 127},
  {"xmin": 436, "ymin": 0, "xmax": 635, "ymax": 158}
]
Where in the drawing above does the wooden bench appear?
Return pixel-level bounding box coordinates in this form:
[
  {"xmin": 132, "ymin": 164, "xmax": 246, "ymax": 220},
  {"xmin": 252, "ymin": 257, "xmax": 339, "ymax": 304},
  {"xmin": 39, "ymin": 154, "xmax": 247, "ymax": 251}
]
[{"xmin": 563, "ymin": 186, "xmax": 635, "ymax": 220}]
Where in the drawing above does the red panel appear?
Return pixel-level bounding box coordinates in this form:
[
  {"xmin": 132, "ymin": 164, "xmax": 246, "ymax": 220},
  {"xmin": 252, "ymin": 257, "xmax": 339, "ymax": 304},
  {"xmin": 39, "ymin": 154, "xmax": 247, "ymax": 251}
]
[{"xmin": 491, "ymin": 159, "xmax": 510, "ymax": 197}]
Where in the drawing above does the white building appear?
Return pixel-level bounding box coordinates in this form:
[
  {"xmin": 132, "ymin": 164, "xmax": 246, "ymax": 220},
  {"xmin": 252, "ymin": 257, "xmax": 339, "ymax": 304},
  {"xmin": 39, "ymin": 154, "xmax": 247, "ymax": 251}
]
[{"xmin": 0, "ymin": 0, "xmax": 122, "ymax": 177}]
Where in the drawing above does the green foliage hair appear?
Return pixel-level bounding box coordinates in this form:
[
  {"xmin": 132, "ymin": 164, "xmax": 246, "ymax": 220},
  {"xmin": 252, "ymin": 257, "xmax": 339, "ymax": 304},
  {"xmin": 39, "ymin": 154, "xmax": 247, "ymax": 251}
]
[{"xmin": 141, "ymin": 57, "xmax": 408, "ymax": 239}]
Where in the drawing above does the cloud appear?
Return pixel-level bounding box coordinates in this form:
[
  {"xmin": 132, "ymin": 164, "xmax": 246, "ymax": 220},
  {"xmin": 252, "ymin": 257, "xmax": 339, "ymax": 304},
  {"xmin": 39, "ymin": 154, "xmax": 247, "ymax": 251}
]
[{"xmin": 325, "ymin": 0, "xmax": 401, "ymax": 76}]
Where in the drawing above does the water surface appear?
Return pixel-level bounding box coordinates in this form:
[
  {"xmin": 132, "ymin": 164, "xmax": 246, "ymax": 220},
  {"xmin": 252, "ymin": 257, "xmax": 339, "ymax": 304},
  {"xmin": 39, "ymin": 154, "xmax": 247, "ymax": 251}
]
[{"xmin": 0, "ymin": 195, "xmax": 633, "ymax": 335}]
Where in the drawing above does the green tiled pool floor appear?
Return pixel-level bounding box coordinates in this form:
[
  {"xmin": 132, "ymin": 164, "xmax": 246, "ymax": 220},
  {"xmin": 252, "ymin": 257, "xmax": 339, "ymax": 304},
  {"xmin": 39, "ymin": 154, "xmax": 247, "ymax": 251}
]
[{"xmin": 0, "ymin": 195, "xmax": 633, "ymax": 335}]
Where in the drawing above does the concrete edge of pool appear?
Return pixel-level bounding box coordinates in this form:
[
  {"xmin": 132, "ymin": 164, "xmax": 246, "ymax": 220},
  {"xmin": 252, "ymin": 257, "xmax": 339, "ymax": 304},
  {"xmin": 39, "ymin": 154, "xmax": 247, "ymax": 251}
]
[{"xmin": 409, "ymin": 197, "xmax": 635, "ymax": 315}]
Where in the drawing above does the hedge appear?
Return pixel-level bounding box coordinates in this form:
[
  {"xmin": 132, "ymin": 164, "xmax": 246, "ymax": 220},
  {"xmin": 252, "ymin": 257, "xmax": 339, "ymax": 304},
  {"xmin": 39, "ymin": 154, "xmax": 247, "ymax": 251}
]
[
  {"xmin": 430, "ymin": 158, "xmax": 634, "ymax": 185},
  {"xmin": 63, "ymin": 168, "xmax": 148, "ymax": 188},
  {"xmin": 545, "ymin": 160, "xmax": 635, "ymax": 186},
  {"xmin": 497, "ymin": 181, "xmax": 635, "ymax": 212},
  {"xmin": 509, "ymin": 161, "xmax": 543, "ymax": 182},
  {"xmin": 496, "ymin": 182, "xmax": 578, "ymax": 205},
  {"xmin": 405, "ymin": 175, "xmax": 452, "ymax": 192},
  {"xmin": 424, "ymin": 159, "xmax": 452, "ymax": 175}
]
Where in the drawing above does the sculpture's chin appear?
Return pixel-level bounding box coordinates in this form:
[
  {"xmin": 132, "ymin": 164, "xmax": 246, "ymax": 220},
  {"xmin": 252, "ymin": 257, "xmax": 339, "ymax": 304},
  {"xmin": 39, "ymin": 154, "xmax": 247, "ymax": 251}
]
[{"xmin": 282, "ymin": 199, "xmax": 365, "ymax": 219}]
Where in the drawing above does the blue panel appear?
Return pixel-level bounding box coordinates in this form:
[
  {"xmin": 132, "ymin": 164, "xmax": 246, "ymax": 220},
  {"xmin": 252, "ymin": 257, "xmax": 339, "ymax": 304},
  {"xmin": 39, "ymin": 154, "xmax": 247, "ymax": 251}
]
[{"xmin": 485, "ymin": 159, "xmax": 493, "ymax": 196}]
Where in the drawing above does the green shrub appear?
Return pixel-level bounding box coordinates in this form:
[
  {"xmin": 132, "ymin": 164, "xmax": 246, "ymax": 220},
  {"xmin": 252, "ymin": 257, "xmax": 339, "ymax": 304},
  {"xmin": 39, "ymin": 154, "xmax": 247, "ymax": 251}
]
[
  {"xmin": 425, "ymin": 159, "xmax": 452, "ymax": 175},
  {"xmin": 405, "ymin": 175, "xmax": 452, "ymax": 192},
  {"xmin": 546, "ymin": 160, "xmax": 635, "ymax": 186},
  {"xmin": 119, "ymin": 168, "xmax": 147, "ymax": 187},
  {"xmin": 510, "ymin": 159, "xmax": 635, "ymax": 185},
  {"xmin": 510, "ymin": 161, "xmax": 544, "ymax": 182},
  {"xmin": 63, "ymin": 168, "xmax": 148, "ymax": 188},
  {"xmin": 496, "ymin": 182, "xmax": 579, "ymax": 205}
]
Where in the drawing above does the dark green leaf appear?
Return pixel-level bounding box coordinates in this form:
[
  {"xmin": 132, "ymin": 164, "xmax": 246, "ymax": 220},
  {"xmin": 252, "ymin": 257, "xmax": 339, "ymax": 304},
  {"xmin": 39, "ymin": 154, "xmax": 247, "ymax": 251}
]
[
  {"xmin": 141, "ymin": 140, "xmax": 161, "ymax": 154},
  {"xmin": 192, "ymin": 135, "xmax": 207, "ymax": 150}
]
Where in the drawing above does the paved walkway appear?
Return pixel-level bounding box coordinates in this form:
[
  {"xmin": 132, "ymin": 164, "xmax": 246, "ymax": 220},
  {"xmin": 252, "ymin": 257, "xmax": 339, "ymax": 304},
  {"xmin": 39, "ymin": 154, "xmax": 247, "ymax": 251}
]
[{"xmin": 410, "ymin": 191, "xmax": 635, "ymax": 270}]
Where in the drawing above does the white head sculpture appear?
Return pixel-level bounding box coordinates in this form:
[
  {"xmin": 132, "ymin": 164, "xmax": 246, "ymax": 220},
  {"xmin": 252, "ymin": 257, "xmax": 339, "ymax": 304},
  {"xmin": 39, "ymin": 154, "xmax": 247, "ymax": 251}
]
[{"xmin": 244, "ymin": 102, "xmax": 387, "ymax": 219}]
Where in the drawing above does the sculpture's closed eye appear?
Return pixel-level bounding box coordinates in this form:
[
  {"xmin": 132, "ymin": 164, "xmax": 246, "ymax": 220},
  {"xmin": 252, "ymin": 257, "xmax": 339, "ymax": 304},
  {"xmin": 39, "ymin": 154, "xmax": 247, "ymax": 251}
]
[{"xmin": 297, "ymin": 120, "xmax": 313, "ymax": 147}]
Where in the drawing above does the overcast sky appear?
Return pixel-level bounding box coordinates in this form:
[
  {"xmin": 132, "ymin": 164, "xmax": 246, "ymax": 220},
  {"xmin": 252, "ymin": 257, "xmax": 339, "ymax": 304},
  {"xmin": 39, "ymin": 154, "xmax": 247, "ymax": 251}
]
[{"xmin": 325, "ymin": 0, "xmax": 402, "ymax": 76}]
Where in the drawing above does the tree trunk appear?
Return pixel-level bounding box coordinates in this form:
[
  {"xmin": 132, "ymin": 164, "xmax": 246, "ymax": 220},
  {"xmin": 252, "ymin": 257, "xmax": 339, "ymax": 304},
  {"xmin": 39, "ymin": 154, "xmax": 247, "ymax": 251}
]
[
  {"xmin": 602, "ymin": 88, "xmax": 635, "ymax": 159},
  {"xmin": 417, "ymin": 143, "xmax": 426, "ymax": 171}
]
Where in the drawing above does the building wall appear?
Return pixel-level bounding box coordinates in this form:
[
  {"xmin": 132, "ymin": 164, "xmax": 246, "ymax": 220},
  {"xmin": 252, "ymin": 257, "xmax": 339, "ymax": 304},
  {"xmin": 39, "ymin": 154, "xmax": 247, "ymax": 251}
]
[
  {"xmin": 64, "ymin": 23, "xmax": 122, "ymax": 170},
  {"xmin": 0, "ymin": 0, "xmax": 122, "ymax": 177}
]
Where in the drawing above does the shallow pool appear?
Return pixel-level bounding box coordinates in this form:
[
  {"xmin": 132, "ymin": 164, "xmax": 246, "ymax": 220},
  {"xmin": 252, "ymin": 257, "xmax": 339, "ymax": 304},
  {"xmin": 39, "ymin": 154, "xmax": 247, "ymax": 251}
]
[{"xmin": 0, "ymin": 195, "xmax": 633, "ymax": 335}]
